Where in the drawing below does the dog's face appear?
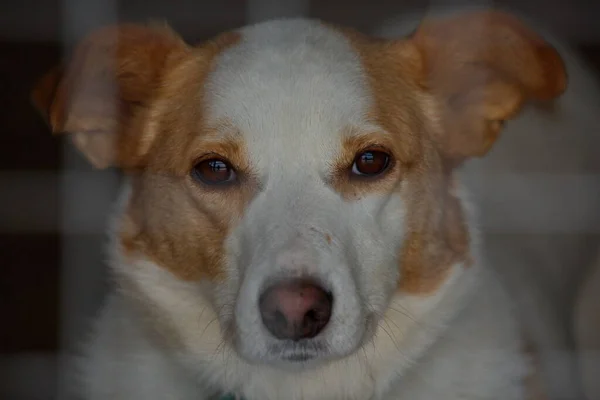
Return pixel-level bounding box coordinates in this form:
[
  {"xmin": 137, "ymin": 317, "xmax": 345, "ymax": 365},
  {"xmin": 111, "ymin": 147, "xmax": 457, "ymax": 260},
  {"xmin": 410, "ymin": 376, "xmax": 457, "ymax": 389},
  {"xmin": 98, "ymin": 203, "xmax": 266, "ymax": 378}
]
[{"xmin": 33, "ymin": 12, "xmax": 565, "ymax": 373}]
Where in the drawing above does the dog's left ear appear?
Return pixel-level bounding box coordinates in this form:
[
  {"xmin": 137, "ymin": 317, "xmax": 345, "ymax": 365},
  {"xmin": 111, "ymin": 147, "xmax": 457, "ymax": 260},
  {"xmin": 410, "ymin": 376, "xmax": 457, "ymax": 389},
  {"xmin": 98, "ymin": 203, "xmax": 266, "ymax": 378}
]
[{"xmin": 407, "ymin": 11, "xmax": 567, "ymax": 163}]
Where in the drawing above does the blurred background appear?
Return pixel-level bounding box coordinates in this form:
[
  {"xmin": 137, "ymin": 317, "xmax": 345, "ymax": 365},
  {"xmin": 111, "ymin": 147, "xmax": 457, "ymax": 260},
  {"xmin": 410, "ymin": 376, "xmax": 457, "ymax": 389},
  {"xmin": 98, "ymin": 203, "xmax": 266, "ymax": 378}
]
[{"xmin": 1, "ymin": 0, "xmax": 599, "ymax": 399}]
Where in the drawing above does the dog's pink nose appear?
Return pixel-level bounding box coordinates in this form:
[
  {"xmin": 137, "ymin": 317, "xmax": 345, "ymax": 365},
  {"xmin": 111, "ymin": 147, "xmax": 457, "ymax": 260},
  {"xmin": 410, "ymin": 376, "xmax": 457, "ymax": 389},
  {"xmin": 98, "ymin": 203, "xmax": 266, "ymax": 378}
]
[{"xmin": 259, "ymin": 279, "xmax": 332, "ymax": 341}]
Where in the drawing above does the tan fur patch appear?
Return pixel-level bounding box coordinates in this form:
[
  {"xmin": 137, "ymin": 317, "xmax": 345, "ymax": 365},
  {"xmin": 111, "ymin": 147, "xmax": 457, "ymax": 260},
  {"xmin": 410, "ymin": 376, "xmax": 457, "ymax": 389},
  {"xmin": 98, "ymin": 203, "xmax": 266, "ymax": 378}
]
[
  {"xmin": 411, "ymin": 11, "xmax": 566, "ymax": 163},
  {"xmin": 398, "ymin": 174, "xmax": 472, "ymax": 294},
  {"xmin": 33, "ymin": 24, "xmax": 192, "ymax": 168},
  {"xmin": 31, "ymin": 65, "xmax": 63, "ymax": 120},
  {"xmin": 338, "ymin": 28, "xmax": 470, "ymax": 295},
  {"xmin": 32, "ymin": 26, "xmax": 247, "ymax": 281},
  {"xmin": 338, "ymin": 10, "xmax": 566, "ymax": 294},
  {"xmin": 118, "ymin": 33, "xmax": 253, "ymax": 281}
]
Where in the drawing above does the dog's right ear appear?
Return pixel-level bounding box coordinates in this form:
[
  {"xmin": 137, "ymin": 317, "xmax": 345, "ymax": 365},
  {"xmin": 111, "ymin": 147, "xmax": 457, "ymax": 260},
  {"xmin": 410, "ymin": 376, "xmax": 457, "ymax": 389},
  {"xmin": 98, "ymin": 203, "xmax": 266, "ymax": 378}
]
[{"xmin": 31, "ymin": 24, "xmax": 190, "ymax": 169}]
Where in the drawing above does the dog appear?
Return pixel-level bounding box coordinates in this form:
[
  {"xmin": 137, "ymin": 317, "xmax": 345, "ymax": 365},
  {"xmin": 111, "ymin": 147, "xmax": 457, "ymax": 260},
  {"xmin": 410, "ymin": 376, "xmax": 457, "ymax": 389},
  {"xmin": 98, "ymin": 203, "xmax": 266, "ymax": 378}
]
[{"xmin": 31, "ymin": 7, "xmax": 600, "ymax": 400}]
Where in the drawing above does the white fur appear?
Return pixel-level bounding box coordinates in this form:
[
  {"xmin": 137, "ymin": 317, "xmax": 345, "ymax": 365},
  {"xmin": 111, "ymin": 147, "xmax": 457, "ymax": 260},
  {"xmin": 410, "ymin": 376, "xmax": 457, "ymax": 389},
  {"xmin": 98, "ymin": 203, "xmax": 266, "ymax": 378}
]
[{"xmin": 68, "ymin": 10, "xmax": 600, "ymax": 400}]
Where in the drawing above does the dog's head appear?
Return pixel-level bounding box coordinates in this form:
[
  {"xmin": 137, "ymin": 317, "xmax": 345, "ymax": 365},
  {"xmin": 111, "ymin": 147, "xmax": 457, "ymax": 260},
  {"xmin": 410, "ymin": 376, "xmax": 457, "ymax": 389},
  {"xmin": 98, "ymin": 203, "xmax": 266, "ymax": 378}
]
[{"xmin": 32, "ymin": 10, "xmax": 565, "ymax": 379}]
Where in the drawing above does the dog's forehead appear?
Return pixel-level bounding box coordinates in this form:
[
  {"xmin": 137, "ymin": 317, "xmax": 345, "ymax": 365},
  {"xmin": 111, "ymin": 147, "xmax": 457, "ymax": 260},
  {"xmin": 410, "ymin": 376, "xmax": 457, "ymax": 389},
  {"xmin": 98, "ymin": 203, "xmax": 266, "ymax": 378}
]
[{"xmin": 203, "ymin": 19, "xmax": 376, "ymax": 172}]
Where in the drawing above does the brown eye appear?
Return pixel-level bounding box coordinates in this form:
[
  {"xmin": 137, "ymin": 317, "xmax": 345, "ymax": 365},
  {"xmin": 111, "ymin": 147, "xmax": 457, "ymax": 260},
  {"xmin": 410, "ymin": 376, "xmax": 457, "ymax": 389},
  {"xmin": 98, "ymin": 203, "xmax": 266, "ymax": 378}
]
[
  {"xmin": 191, "ymin": 158, "xmax": 237, "ymax": 185},
  {"xmin": 351, "ymin": 150, "xmax": 390, "ymax": 177}
]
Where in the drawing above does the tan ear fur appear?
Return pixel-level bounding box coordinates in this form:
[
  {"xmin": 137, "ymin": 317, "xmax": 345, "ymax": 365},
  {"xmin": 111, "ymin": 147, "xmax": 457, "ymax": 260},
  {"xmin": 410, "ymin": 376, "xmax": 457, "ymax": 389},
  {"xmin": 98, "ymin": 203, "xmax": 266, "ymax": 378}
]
[
  {"xmin": 30, "ymin": 24, "xmax": 189, "ymax": 169},
  {"xmin": 31, "ymin": 65, "xmax": 63, "ymax": 122},
  {"xmin": 410, "ymin": 10, "xmax": 567, "ymax": 163}
]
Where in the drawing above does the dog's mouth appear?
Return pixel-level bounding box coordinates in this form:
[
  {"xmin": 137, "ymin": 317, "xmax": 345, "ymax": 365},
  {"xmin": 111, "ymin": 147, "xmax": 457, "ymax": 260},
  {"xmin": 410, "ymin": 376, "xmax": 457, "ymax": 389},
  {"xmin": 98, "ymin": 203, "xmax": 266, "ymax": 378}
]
[
  {"xmin": 265, "ymin": 313, "xmax": 380, "ymax": 365},
  {"xmin": 282, "ymin": 352, "xmax": 315, "ymax": 362},
  {"xmin": 267, "ymin": 339, "xmax": 326, "ymax": 364}
]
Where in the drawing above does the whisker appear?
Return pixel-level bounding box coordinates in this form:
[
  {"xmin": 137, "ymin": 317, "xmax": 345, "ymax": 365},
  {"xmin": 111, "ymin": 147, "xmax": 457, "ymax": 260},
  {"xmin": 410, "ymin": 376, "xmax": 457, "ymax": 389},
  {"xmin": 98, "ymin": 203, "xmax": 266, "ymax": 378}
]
[
  {"xmin": 201, "ymin": 316, "xmax": 220, "ymax": 338},
  {"xmin": 377, "ymin": 320, "xmax": 400, "ymax": 351},
  {"xmin": 385, "ymin": 304, "xmax": 432, "ymax": 333},
  {"xmin": 386, "ymin": 305, "xmax": 416, "ymax": 321},
  {"xmin": 392, "ymin": 303, "xmax": 419, "ymax": 321},
  {"xmin": 383, "ymin": 313, "xmax": 408, "ymax": 334}
]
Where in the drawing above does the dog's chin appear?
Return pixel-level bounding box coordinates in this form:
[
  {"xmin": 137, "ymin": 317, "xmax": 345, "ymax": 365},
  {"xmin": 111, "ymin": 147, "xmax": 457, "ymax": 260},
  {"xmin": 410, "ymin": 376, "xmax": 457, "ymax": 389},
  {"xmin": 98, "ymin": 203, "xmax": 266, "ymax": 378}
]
[
  {"xmin": 231, "ymin": 339, "xmax": 329, "ymax": 371},
  {"xmin": 231, "ymin": 316, "xmax": 378, "ymax": 372},
  {"xmin": 262, "ymin": 353, "xmax": 329, "ymax": 372}
]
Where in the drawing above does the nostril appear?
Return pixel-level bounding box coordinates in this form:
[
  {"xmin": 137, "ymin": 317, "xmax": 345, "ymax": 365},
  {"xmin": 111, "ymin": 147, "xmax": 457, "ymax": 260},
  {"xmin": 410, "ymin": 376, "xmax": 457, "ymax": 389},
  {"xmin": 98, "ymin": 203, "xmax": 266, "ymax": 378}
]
[
  {"xmin": 305, "ymin": 308, "xmax": 317, "ymax": 322},
  {"xmin": 259, "ymin": 279, "xmax": 333, "ymax": 341},
  {"xmin": 302, "ymin": 305, "xmax": 330, "ymax": 338}
]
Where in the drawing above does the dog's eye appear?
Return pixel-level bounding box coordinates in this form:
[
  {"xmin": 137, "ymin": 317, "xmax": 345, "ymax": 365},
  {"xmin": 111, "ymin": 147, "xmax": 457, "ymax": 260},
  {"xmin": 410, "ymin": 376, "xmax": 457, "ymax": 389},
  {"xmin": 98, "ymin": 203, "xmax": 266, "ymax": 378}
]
[
  {"xmin": 351, "ymin": 150, "xmax": 390, "ymax": 177},
  {"xmin": 191, "ymin": 158, "xmax": 237, "ymax": 185}
]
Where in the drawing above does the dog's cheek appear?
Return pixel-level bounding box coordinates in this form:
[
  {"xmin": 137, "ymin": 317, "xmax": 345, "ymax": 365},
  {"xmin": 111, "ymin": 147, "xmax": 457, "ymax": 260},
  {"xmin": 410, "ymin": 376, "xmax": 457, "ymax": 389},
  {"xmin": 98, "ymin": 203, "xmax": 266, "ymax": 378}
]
[
  {"xmin": 347, "ymin": 194, "xmax": 406, "ymax": 312},
  {"xmin": 211, "ymin": 231, "xmax": 245, "ymax": 323}
]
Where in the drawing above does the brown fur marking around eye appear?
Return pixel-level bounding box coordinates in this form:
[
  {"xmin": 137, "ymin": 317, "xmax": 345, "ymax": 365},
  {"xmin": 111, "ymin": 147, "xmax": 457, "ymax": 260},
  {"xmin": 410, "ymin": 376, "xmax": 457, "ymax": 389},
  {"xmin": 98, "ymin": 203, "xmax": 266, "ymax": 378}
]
[
  {"xmin": 337, "ymin": 27, "xmax": 471, "ymax": 295},
  {"xmin": 330, "ymin": 129, "xmax": 406, "ymax": 200},
  {"xmin": 338, "ymin": 10, "xmax": 565, "ymax": 295},
  {"xmin": 118, "ymin": 31, "xmax": 255, "ymax": 282}
]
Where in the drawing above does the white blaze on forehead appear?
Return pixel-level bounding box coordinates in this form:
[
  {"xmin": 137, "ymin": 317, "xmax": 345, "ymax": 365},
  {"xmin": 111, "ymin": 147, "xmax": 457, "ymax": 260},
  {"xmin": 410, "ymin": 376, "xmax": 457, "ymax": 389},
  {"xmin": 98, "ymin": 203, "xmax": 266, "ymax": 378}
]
[
  {"xmin": 204, "ymin": 19, "xmax": 375, "ymax": 179},
  {"xmin": 195, "ymin": 19, "xmax": 417, "ymax": 371}
]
